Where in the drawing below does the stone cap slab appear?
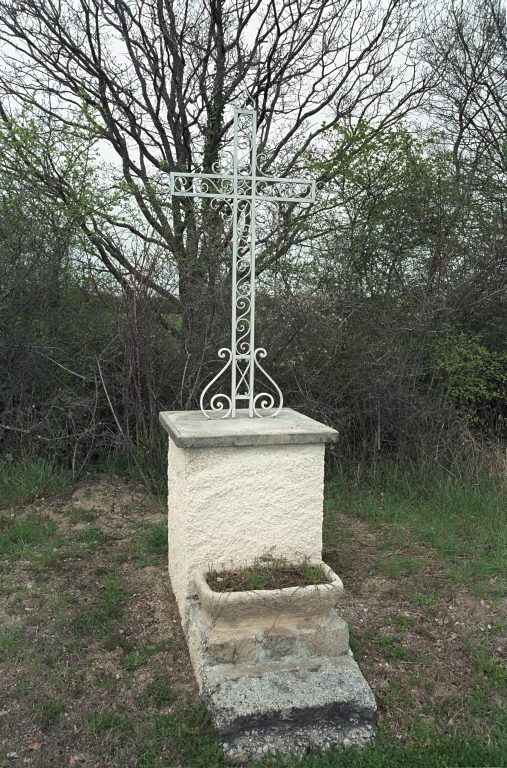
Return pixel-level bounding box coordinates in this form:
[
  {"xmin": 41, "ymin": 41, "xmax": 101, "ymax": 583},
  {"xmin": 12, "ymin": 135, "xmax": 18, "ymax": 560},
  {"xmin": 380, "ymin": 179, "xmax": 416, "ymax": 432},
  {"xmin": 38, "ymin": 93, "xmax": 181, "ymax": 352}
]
[{"xmin": 159, "ymin": 408, "xmax": 338, "ymax": 449}]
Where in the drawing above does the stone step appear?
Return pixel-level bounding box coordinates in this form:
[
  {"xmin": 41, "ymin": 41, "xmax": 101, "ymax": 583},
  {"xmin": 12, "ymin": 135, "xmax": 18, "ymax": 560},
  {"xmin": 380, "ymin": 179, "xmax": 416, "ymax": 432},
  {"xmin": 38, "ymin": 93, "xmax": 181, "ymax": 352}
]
[{"xmin": 202, "ymin": 657, "xmax": 377, "ymax": 762}]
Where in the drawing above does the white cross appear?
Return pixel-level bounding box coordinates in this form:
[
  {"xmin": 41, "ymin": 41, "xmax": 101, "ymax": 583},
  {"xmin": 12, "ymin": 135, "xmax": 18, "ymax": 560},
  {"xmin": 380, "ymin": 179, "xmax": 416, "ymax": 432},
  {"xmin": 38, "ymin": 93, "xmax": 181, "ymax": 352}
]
[{"xmin": 170, "ymin": 104, "xmax": 315, "ymax": 419}]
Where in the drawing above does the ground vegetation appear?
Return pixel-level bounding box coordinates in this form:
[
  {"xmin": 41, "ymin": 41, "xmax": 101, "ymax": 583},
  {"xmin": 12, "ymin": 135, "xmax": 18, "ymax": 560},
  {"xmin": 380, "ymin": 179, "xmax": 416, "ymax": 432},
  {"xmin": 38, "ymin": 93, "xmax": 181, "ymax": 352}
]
[{"xmin": 0, "ymin": 468, "xmax": 506, "ymax": 766}]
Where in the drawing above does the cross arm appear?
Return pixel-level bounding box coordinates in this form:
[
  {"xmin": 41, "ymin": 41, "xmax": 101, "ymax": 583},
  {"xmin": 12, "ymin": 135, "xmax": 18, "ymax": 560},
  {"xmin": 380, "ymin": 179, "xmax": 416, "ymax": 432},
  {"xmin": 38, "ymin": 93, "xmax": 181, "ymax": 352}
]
[
  {"xmin": 170, "ymin": 172, "xmax": 236, "ymax": 198},
  {"xmin": 170, "ymin": 172, "xmax": 316, "ymax": 203},
  {"xmin": 254, "ymin": 176, "xmax": 316, "ymax": 203}
]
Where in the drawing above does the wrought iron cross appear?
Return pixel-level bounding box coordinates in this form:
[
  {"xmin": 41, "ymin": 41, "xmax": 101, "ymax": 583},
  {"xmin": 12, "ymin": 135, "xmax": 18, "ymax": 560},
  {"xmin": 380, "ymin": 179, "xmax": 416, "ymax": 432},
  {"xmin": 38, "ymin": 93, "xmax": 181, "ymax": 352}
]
[{"xmin": 170, "ymin": 104, "xmax": 315, "ymax": 419}]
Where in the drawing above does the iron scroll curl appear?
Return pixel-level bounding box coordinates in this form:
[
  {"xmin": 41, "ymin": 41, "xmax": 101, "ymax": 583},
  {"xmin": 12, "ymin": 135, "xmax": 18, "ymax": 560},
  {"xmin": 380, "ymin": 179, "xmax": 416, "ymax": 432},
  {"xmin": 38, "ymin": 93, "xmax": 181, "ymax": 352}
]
[{"xmin": 200, "ymin": 349, "xmax": 233, "ymax": 420}]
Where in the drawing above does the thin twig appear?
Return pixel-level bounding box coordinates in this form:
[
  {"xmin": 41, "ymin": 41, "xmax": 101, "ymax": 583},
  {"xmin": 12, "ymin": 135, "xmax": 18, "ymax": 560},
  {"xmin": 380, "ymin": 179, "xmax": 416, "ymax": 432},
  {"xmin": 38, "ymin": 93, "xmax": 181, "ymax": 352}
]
[
  {"xmin": 96, "ymin": 357, "xmax": 151, "ymax": 489},
  {"xmin": 33, "ymin": 350, "xmax": 87, "ymax": 380}
]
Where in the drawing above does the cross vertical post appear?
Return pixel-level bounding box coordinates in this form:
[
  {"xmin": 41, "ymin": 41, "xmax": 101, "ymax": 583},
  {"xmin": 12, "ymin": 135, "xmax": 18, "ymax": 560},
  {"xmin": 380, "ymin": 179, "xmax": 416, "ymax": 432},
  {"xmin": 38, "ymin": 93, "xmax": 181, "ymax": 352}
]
[{"xmin": 170, "ymin": 104, "xmax": 315, "ymax": 419}]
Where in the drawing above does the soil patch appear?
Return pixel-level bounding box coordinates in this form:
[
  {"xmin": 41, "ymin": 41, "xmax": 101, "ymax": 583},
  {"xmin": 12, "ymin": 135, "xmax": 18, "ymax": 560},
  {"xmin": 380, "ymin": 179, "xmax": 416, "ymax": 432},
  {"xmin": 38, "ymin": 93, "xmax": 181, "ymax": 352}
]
[
  {"xmin": 0, "ymin": 474, "xmax": 215, "ymax": 768},
  {"xmin": 323, "ymin": 505, "xmax": 507, "ymax": 747},
  {"xmin": 207, "ymin": 561, "xmax": 328, "ymax": 592}
]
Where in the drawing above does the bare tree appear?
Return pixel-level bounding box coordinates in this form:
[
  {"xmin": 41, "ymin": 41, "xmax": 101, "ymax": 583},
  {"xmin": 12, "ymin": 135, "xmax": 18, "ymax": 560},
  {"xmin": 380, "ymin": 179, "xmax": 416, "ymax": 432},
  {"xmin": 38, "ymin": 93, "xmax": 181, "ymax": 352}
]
[
  {"xmin": 416, "ymin": 0, "xmax": 507, "ymax": 304},
  {"xmin": 421, "ymin": 0, "xmax": 507, "ymax": 177},
  {"xmin": 0, "ymin": 0, "xmax": 429, "ymax": 404}
]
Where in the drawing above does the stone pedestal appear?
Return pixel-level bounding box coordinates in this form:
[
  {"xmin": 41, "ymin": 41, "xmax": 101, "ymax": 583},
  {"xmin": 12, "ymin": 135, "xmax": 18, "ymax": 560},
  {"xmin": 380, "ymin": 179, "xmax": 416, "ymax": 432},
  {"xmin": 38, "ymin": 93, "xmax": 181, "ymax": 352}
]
[
  {"xmin": 159, "ymin": 408, "xmax": 376, "ymax": 760},
  {"xmin": 159, "ymin": 408, "xmax": 336, "ymax": 623}
]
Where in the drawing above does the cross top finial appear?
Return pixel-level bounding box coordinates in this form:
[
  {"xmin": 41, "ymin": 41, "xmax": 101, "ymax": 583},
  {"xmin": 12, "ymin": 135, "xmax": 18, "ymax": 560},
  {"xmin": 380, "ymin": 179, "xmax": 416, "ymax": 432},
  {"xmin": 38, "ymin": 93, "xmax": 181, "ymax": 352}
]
[{"xmin": 170, "ymin": 104, "xmax": 315, "ymax": 418}]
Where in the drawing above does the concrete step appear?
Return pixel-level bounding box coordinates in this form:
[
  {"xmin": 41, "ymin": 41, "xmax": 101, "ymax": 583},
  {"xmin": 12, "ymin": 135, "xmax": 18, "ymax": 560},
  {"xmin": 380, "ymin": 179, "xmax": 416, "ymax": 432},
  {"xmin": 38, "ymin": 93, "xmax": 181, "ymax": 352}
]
[{"xmin": 202, "ymin": 656, "xmax": 377, "ymax": 762}]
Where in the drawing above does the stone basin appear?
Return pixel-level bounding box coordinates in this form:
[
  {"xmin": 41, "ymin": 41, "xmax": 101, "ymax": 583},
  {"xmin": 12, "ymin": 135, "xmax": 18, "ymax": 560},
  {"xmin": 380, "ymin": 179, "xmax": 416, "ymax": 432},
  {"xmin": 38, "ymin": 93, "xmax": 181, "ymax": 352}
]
[{"xmin": 194, "ymin": 561, "xmax": 344, "ymax": 630}]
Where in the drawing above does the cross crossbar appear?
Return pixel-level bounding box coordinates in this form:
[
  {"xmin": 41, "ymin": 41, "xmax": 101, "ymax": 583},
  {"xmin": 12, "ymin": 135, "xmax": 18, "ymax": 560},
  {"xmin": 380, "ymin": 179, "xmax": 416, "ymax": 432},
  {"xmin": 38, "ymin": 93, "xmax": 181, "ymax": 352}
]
[{"xmin": 171, "ymin": 172, "xmax": 315, "ymax": 204}]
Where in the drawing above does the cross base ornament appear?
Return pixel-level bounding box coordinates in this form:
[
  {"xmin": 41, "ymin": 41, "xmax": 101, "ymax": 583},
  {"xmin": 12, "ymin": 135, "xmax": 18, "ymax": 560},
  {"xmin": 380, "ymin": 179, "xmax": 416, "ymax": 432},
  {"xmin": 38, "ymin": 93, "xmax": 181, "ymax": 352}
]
[{"xmin": 170, "ymin": 103, "xmax": 315, "ymax": 418}]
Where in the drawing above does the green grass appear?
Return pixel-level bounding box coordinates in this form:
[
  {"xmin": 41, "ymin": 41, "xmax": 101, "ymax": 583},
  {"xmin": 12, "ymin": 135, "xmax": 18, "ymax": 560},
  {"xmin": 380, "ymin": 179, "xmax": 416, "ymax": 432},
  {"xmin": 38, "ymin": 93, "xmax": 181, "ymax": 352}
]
[
  {"xmin": 0, "ymin": 513, "xmax": 59, "ymax": 559},
  {"xmin": 389, "ymin": 644, "xmax": 408, "ymax": 661},
  {"xmin": 321, "ymin": 459, "xmax": 507, "ymax": 765},
  {"xmin": 67, "ymin": 506, "xmax": 98, "ymax": 523},
  {"xmin": 84, "ymin": 710, "xmax": 135, "ymax": 735},
  {"xmin": 138, "ymin": 675, "xmax": 179, "ymax": 708},
  {"xmin": 121, "ymin": 639, "xmax": 175, "ymax": 671},
  {"xmin": 374, "ymin": 634, "xmax": 398, "ymax": 648},
  {"xmin": 326, "ymin": 461, "xmax": 507, "ymax": 585},
  {"xmin": 2, "ymin": 461, "xmax": 506, "ymax": 768},
  {"xmin": 0, "ymin": 624, "xmax": 23, "ymax": 660},
  {"xmin": 9, "ymin": 680, "xmax": 31, "ymax": 699},
  {"xmin": 135, "ymin": 521, "xmax": 168, "ymax": 556},
  {"xmin": 70, "ymin": 574, "xmax": 131, "ymax": 637},
  {"xmin": 82, "ymin": 703, "xmax": 224, "ymax": 767},
  {"xmin": 410, "ymin": 593, "xmax": 435, "ymax": 607},
  {"xmin": 348, "ymin": 626, "xmax": 363, "ymax": 660},
  {"xmin": 280, "ymin": 734, "xmax": 507, "ymax": 767},
  {"xmin": 0, "ymin": 458, "xmax": 69, "ymax": 507},
  {"xmin": 132, "ymin": 521, "xmax": 168, "ymax": 567},
  {"xmin": 91, "ymin": 449, "xmax": 167, "ymax": 500},
  {"xmin": 371, "ymin": 633, "xmax": 409, "ymax": 661},
  {"xmin": 135, "ymin": 704, "xmax": 224, "ymax": 768},
  {"xmin": 74, "ymin": 524, "xmax": 107, "ymax": 549},
  {"xmin": 34, "ymin": 697, "xmax": 64, "ymax": 725},
  {"xmin": 0, "ymin": 513, "xmax": 112, "ymax": 572}
]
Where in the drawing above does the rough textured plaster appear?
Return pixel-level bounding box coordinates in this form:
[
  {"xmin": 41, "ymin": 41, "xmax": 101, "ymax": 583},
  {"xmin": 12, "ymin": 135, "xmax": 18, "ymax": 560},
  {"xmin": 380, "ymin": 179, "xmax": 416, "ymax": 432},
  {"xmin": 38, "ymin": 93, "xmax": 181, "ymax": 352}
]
[{"xmin": 167, "ymin": 438, "xmax": 325, "ymax": 621}]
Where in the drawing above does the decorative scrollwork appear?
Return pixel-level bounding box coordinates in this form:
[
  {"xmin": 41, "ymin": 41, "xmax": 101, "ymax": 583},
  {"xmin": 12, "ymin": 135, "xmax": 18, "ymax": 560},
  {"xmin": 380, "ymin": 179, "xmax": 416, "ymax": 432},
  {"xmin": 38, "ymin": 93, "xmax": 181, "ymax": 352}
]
[
  {"xmin": 256, "ymin": 152, "xmax": 268, "ymax": 170},
  {"xmin": 235, "ymin": 359, "xmax": 251, "ymax": 396},
  {"xmin": 200, "ymin": 349, "xmax": 233, "ymax": 419},
  {"xmin": 237, "ymin": 179, "xmax": 253, "ymax": 196},
  {"xmin": 237, "ymin": 257, "xmax": 250, "ymax": 272},
  {"xmin": 210, "ymin": 196, "xmax": 233, "ymax": 217},
  {"xmin": 255, "ymin": 178, "xmax": 314, "ymax": 202},
  {"xmin": 172, "ymin": 173, "xmax": 235, "ymax": 198},
  {"xmin": 252, "ymin": 349, "xmax": 283, "ymax": 418}
]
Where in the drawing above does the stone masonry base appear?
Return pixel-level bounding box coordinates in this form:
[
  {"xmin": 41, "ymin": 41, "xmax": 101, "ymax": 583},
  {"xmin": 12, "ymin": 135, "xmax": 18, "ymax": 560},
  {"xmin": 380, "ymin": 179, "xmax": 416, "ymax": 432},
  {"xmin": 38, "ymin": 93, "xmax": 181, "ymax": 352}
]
[{"xmin": 185, "ymin": 599, "xmax": 377, "ymax": 761}]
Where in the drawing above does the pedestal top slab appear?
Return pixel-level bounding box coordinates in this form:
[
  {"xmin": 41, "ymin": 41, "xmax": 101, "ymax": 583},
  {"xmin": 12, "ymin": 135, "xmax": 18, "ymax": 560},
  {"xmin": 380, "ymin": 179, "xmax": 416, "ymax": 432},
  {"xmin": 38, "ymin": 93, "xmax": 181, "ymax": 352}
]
[{"xmin": 159, "ymin": 408, "xmax": 338, "ymax": 449}]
